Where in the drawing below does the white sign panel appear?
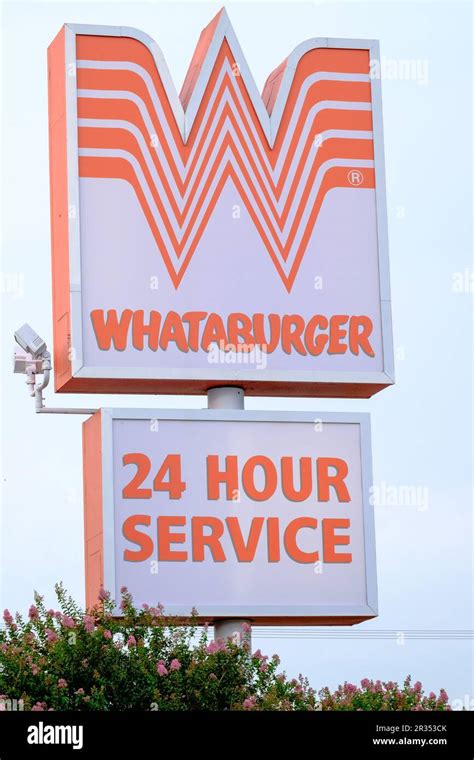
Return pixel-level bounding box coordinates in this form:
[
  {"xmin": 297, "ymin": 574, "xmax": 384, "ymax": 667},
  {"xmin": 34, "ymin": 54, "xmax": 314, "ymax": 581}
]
[
  {"xmin": 49, "ymin": 13, "xmax": 393, "ymax": 398},
  {"xmin": 83, "ymin": 409, "xmax": 377, "ymax": 624}
]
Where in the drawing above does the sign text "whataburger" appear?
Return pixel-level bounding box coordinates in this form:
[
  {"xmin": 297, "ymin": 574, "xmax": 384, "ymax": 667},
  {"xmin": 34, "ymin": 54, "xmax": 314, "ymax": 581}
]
[{"xmin": 91, "ymin": 310, "xmax": 375, "ymax": 357}]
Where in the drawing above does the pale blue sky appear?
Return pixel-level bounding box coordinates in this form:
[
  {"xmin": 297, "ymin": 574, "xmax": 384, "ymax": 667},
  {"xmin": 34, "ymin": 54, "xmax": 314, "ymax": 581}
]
[{"xmin": 1, "ymin": 0, "xmax": 472, "ymax": 704}]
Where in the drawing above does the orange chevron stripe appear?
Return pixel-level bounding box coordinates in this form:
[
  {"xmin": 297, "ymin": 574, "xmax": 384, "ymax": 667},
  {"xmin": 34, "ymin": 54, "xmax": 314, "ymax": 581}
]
[
  {"xmin": 79, "ymin": 125, "xmax": 373, "ymax": 251},
  {"xmin": 75, "ymin": 33, "xmax": 375, "ymax": 291},
  {"xmin": 80, "ymin": 153, "xmax": 375, "ymax": 291},
  {"xmin": 76, "ymin": 36, "xmax": 370, "ymax": 152},
  {"xmin": 77, "ymin": 103, "xmax": 373, "ymax": 231},
  {"xmin": 77, "ymin": 68, "xmax": 372, "ymax": 200}
]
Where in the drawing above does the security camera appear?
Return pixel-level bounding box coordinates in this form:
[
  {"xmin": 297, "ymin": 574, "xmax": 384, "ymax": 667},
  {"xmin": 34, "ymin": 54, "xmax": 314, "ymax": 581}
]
[
  {"xmin": 12, "ymin": 349, "xmax": 44, "ymax": 374},
  {"xmin": 14, "ymin": 324, "xmax": 47, "ymax": 359}
]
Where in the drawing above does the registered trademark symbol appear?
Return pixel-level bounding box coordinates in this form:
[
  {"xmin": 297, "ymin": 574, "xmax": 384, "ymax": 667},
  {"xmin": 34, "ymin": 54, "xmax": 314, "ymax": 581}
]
[{"xmin": 347, "ymin": 169, "xmax": 364, "ymax": 186}]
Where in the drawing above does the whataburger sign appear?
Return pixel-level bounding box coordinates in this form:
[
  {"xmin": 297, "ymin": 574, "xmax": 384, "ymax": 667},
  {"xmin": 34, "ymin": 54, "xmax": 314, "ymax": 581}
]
[
  {"xmin": 48, "ymin": 10, "xmax": 391, "ymax": 624},
  {"xmin": 83, "ymin": 410, "xmax": 377, "ymax": 624},
  {"xmin": 48, "ymin": 10, "xmax": 394, "ymax": 398}
]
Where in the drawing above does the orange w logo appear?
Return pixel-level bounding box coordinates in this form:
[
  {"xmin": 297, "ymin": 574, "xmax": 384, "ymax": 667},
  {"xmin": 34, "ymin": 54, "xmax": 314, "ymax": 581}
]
[{"xmin": 51, "ymin": 9, "xmax": 378, "ymax": 293}]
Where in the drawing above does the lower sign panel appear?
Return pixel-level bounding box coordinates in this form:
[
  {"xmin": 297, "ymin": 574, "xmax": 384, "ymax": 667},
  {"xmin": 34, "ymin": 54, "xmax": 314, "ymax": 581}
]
[{"xmin": 83, "ymin": 409, "xmax": 377, "ymax": 624}]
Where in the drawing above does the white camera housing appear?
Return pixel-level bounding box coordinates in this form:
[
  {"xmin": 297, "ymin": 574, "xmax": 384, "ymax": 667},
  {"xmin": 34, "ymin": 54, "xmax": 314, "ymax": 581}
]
[
  {"xmin": 12, "ymin": 348, "xmax": 44, "ymax": 375},
  {"xmin": 14, "ymin": 324, "xmax": 47, "ymax": 358}
]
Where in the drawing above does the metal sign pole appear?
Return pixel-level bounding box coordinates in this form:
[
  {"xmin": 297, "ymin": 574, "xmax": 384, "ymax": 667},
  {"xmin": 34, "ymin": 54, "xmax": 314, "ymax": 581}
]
[
  {"xmin": 207, "ymin": 387, "xmax": 251, "ymax": 648},
  {"xmin": 207, "ymin": 386, "xmax": 245, "ymax": 411}
]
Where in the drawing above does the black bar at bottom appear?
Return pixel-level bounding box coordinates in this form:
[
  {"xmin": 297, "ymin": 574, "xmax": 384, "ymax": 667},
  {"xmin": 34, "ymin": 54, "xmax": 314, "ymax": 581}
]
[{"xmin": 0, "ymin": 710, "xmax": 473, "ymax": 757}]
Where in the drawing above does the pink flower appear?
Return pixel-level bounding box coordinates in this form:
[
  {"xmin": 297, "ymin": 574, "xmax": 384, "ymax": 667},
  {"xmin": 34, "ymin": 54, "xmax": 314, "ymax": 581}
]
[
  {"xmin": 414, "ymin": 681, "xmax": 422, "ymax": 693},
  {"xmin": 206, "ymin": 640, "xmax": 225, "ymax": 654},
  {"xmin": 83, "ymin": 615, "xmax": 94, "ymax": 633},
  {"xmin": 120, "ymin": 586, "xmax": 128, "ymax": 593},
  {"xmin": 31, "ymin": 665, "xmax": 40, "ymax": 676},
  {"xmin": 45, "ymin": 629, "xmax": 58, "ymax": 643},
  {"xmin": 429, "ymin": 691, "xmax": 436, "ymax": 700},
  {"xmin": 277, "ymin": 674, "xmax": 286, "ymax": 683},
  {"xmin": 170, "ymin": 659, "xmax": 181, "ymax": 671},
  {"xmin": 57, "ymin": 678, "xmax": 67, "ymax": 689},
  {"xmin": 61, "ymin": 615, "xmax": 75, "ymax": 629},
  {"xmin": 75, "ymin": 688, "xmax": 85, "ymax": 696},
  {"xmin": 98, "ymin": 587, "xmax": 109, "ymax": 602},
  {"xmin": 259, "ymin": 662, "xmax": 268, "ymax": 673},
  {"xmin": 241, "ymin": 622, "xmax": 251, "ymax": 633},
  {"xmin": 156, "ymin": 660, "xmax": 168, "ymax": 677},
  {"xmin": 345, "ymin": 683, "xmax": 357, "ymax": 694},
  {"xmin": 32, "ymin": 702, "xmax": 46, "ymax": 711},
  {"xmin": 253, "ymin": 648, "xmax": 263, "ymax": 660},
  {"xmin": 47, "ymin": 609, "xmax": 55, "ymax": 617},
  {"xmin": 127, "ymin": 635, "xmax": 137, "ymax": 647},
  {"xmin": 243, "ymin": 696, "xmax": 256, "ymax": 710},
  {"xmin": 3, "ymin": 610, "xmax": 13, "ymax": 626},
  {"xmin": 439, "ymin": 689, "xmax": 449, "ymax": 704},
  {"xmin": 28, "ymin": 605, "xmax": 39, "ymax": 620},
  {"xmin": 103, "ymin": 630, "xmax": 112, "ymax": 640}
]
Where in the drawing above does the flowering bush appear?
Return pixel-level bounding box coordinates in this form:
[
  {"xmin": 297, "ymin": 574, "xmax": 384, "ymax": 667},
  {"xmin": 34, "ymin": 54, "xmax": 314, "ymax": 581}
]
[
  {"xmin": 0, "ymin": 586, "xmax": 450, "ymax": 712},
  {"xmin": 0, "ymin": 585, "xmax": 315, "ymax": 711},
  {"xmin": 318, "ymin": 677, "xmax": 450, "ymax": 711}
]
